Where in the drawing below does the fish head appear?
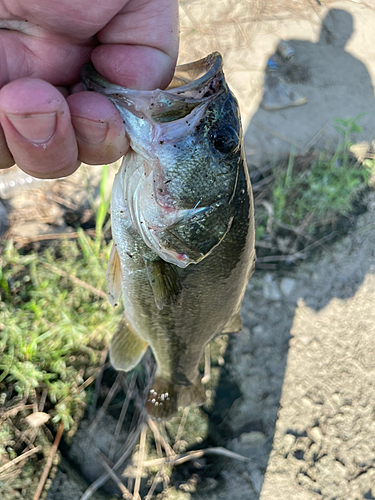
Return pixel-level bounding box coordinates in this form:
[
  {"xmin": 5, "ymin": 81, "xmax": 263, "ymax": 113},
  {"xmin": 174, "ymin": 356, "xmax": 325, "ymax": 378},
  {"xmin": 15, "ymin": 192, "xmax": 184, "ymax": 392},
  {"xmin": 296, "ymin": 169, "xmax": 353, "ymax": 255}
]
[{"xmin": 82, "ymin": 53, "xmax": 246, "ymax": 267}]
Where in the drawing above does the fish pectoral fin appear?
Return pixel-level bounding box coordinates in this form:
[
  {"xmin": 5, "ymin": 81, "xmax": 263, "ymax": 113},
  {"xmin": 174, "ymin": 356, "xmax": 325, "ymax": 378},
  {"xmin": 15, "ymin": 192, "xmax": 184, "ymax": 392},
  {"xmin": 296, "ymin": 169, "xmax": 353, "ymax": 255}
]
[
  {"xmin": 106, "ymin": 243, "xmax": 122, "ymax": 307},
  {"xmin": 145, "ymin": 259, "xmax": 182, "ymax": 311},
  {"xmin": 146, "ymin": 377, "xmax": 206, "ymax": 420},
  {"xmin": 221, "ymin": 311, "xmax": 242, "ymax": 334},
  {"xmin": 110, "ymin": 317, "xmax": 148, "ymax": 372}
]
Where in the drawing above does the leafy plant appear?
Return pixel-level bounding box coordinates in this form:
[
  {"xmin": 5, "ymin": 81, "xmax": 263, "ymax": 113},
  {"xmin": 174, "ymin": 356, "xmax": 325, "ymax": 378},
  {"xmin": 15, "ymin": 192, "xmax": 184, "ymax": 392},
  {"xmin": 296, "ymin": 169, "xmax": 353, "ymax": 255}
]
[
  {"xmin": 0, "ymin": 167, "xmax": 120, "ymax": 428},
  {"xmin": 256, "ymin": 115, "xmax": 373, "ymax": 242}
]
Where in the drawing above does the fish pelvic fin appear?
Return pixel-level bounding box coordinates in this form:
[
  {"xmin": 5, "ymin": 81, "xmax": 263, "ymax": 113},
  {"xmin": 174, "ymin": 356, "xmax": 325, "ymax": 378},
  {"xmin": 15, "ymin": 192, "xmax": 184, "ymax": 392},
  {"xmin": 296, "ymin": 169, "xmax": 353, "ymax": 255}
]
[
  {"xmin": 145, "ymin": 259, "xmax": 182, "ymax": 311},
  {"xmin": 110, "ymin": 317, "xmax": 148, "ymax": 372},
  {"xmin": 146, "ymin": 377, "xmax": 206, "ymax": 420},
  {"xmin": 106, "ymin": 243, "xmax": 122, "ymax": 307},
  {"xmin": 221, "ymin": 311, "xmax": 242, "ymax": 334}
]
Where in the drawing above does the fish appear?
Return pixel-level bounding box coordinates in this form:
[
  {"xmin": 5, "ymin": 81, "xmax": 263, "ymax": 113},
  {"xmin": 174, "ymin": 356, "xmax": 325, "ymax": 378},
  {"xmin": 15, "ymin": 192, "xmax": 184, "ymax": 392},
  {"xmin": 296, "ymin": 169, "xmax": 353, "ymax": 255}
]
[{"xmin": 81, "ymin": 52, "xmax": 256, "ymax": 419}]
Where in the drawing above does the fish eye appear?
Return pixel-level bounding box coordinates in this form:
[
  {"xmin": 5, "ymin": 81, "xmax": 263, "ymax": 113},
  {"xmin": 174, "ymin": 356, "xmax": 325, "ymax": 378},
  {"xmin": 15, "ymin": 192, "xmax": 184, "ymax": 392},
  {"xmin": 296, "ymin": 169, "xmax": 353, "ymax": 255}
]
[{"xmin": 210, "ymin": 125, "xmax": 239, "ymax": 154}]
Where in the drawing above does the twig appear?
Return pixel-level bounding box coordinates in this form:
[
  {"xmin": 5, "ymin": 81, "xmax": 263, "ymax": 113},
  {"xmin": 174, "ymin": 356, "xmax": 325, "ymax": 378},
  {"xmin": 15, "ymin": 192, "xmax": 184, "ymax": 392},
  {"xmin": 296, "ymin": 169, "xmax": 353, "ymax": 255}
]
[
  {"xmin": 80, "ymin": 423, "xmax": 143, "ymax": 500},
  {"xmin": 42, "ymin": 262, "xmax": 107, "ymax": 300},
  {"xmin": 147, "ymin": 419, "xmax": 175, "ymax": 458},
  {"xmin": 133, "ymin": 425, "xmax": 147, "ymax": 500},
  {"xmin": 142, "ymin": 446, "xmax": 250, "ymax": 468},
  {"xmin": 0, "ymin": 404, "xmax": 35, "ymax": 422},
  {"xmin": 262, "ymin": 200, "xmax": 274, "ymax": 235},
  {"xmin": 38, "ymin": 388, "xmax": 48, "ymax": 412},
  {"xmin": 6, "ymin": 418, "xmax": 36, "ymax": 449},
  {"xmin": 109, "ymin": 373, "xmax": 137, "ymax": 461},
  {"xmin": 0, "ymin": 468, "xmax": 22, "ymax": 491},
  {"xmin": 302, "ymin": 124, "xmax": 328, "ymax": 154},
  {"xmin": 33, "ymin": 421, "xmax": 64, "ymax": 500},
  {"xmin": 50, "ymin": 194, "xmax": 78, "ymax": 211},
  {"xmin": 145, "ymin": 470, "xmax": 164, "ymax": 500},
  {"xmin": 174, "ymin": 407, "xmax": 190, "ymax": 450},
  {"xmin": 88, "ymin": 373, "xmax": 123, "ymax": 435},
  {"xmin": 252, "ymin": 119, "xmax": 302, "ymax": 149},
  {"xmin": 58, "ymin": 366, "xmax": 103, "ymax": 409},
  {"xmin": 256, "ymin": 231, "xmax": 338, "ymax": 264},
  {"xmin": 96, "ymin": 450, "xmax": 133, "ymax": 500},
  {"xmin": 201, "ymin": 344, "xmax": 211, "ymax": 385},
  {"xmin": 0, "ymin": 445, "xmax": 42, "ymax": 475},
  {"xmin": 89, "ymin": 351, "xmax": 109, "ymax": 419},
  {"xmin": 147, "ymin": 415, "xmax": 168, "ymax": 490},
  {"xmin": 295, "ymin": 230, "xmax": 337, "ymax": 254},
  {"xmin": 252, "ymin": 175, "xmax": 274, "ymax": 193},
  {"xmin": 10, "ymin": 232, "xmax": 81, "ymax": 243},
  {"xmin": 256, "ymin": 254, "xmax": 305, "ymax": 264}
]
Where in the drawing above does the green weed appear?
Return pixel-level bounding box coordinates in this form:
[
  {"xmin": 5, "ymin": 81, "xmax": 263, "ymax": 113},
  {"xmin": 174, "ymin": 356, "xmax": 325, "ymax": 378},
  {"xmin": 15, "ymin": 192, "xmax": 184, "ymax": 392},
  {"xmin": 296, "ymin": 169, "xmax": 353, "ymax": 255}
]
[
  {"xmin": 256, "ymin": 115, "xmax": 373, "ymax": 242},
  {"xmin": 0, "ymin": 167, "xmax": 120, "ymax": 429}
]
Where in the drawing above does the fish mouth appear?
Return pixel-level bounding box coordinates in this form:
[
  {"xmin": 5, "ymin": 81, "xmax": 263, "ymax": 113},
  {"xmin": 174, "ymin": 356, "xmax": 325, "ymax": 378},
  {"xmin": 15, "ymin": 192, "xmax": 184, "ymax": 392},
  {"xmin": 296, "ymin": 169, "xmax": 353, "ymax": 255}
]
[{"xmin": 81, "ymin": 52, "xmax": 224, "ymax": 124}]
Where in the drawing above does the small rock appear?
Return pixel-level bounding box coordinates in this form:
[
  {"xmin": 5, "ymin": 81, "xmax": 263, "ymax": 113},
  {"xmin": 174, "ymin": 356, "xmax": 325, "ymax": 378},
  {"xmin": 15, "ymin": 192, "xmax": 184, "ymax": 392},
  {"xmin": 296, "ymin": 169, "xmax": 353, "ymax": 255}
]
[
  {"xmin": 282, "ymin": 434, "xmax": 296, "ymax": 453},
  {"xmin": 252, "ymin": 324, "xmax": 264, "ymax": 337},
  {"xmin": 308, "ymin": 427, "xmax": 323, "ymax": 445},
  {"xmin": 25, "ymin": 411, "xmax": 50, "ymax": 428},
  {"xmin": 263, "ymin": 274, "xmax": 282, "ymax": 300},
  {"xmin": 280, "ymin": 277, "xmax": 296, "ymax": 297},
  {"xmin": 240, "ymin": 431, "xmax": 267, "ymax": 447}
]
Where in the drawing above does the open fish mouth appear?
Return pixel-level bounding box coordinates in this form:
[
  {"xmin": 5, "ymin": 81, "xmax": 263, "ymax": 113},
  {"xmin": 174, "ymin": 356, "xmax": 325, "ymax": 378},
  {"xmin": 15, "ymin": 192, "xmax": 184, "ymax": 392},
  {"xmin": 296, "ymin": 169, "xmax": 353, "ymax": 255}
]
[{"xmin": 81, "ymin": 52, "xmax": 224, "ymax": 124}]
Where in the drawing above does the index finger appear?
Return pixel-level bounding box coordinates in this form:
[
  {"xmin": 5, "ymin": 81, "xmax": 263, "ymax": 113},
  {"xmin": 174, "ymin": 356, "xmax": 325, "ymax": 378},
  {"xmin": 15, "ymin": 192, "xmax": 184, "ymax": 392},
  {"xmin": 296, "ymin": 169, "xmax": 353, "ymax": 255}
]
[{"xmin": 92, "ymin": 0, "xmax": 179, "ymax": 90}]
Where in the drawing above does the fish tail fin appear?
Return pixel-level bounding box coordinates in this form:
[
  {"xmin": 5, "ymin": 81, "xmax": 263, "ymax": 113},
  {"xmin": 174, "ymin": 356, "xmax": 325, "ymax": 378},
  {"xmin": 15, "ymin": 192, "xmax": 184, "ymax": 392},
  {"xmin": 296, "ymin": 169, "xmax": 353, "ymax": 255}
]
[
  {"xmin": 146, "ymin": 377, "xmax": 206, "ymax": 420},
  {"xmin": 178, "ymin": 379, "xmax": 206, "ymax": 408}
]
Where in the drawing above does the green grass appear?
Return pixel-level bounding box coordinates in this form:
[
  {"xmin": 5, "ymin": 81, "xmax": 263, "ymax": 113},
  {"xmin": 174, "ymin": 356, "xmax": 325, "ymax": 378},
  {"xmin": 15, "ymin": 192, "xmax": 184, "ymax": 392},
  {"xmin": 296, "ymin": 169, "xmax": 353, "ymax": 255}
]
[
  {"xmin": 255, "ymin": 116, "xmax": 373, "ymax": 242},
  {"xmin": 0, "ymin": 165, "xmax": 119, "ymax": 429}
]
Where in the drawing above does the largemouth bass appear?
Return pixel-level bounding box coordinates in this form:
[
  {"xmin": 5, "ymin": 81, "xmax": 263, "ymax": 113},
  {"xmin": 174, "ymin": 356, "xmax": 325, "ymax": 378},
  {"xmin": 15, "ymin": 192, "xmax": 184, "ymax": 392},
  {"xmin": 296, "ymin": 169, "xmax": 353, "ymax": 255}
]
[{"xmin": 82, "ymin": 53, "xmax": 255, "ymax": 419}]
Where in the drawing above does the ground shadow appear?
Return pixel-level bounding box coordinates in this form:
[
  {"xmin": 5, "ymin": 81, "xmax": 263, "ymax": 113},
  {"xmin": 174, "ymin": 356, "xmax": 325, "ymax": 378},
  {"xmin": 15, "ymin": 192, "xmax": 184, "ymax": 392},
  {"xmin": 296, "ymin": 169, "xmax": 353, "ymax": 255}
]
[
  {"xmin": 244, "ymin": 8, "xmax": 375, "ymax": 166},
  {"xmin": 189, "ymin": 8, "xmax": 375, "ymax": 499}
]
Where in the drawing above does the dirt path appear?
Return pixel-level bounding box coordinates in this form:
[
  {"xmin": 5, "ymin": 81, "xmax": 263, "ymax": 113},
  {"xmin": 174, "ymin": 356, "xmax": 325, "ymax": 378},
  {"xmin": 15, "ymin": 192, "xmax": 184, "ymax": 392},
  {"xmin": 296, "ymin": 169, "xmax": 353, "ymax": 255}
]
[{"xmin": 207, "ymin": 189, "xmax": 374, "ymax": 500}]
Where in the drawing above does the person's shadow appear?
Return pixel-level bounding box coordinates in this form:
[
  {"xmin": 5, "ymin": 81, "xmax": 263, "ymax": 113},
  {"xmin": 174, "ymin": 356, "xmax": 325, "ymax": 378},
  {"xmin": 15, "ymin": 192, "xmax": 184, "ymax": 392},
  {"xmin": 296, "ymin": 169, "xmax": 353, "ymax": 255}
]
[{"xmin": 244, "ymin": 8, "xmax": 375, "ymax": 167}]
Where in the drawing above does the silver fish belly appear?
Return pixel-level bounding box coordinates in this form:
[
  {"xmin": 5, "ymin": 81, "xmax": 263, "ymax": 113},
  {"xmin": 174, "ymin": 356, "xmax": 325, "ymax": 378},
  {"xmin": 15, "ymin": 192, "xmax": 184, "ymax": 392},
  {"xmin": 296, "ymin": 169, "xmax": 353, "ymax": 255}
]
[{"xmin": 82, "ymin": 52, "xmax": 256, "ymax": 419}]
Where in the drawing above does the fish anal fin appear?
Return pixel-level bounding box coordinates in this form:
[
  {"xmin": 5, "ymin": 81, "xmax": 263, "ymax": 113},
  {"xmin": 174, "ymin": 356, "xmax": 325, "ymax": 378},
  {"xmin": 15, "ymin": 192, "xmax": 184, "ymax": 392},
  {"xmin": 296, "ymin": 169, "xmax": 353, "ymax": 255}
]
[
  {"xmin": 146, "ymin": 377, "xmax": 206, "ymax": 420},
  {"xmin": 145, "ymin": 260, "xmax": 182, "ymax": 311},
  {"xmin": 222, "ymin": 311, "xmax": 242, "ymax": 334},
  {"xmin": 106, "ymin": 244, "xmax": 122, "ymax": 307},
  {"xmin": 110, "ymin": 317, "xmax": 148, "ymax": 372}
]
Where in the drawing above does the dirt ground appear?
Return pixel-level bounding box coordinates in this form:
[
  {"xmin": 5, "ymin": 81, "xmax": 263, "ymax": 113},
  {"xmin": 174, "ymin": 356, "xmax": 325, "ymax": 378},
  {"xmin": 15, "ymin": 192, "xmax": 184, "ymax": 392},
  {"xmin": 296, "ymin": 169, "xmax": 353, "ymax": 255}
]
[
  {"xmin": 42, "ymin": 181, "xmax": 375, "ymax": 500},
  {"xmin": 2, "ymin": 1, "xmax": 375, "ymax": 499},
  {"xmin": 227, "ymin": 189, "xmax": 375, "ymax": 500}
]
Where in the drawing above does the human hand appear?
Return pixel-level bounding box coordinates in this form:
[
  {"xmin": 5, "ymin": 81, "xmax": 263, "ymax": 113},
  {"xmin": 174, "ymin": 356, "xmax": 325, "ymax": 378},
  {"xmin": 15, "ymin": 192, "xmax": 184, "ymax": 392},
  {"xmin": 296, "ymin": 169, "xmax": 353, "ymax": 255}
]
[{"xmin": 0, "ymin": 0, "xmax": 179, "ymax": 179}]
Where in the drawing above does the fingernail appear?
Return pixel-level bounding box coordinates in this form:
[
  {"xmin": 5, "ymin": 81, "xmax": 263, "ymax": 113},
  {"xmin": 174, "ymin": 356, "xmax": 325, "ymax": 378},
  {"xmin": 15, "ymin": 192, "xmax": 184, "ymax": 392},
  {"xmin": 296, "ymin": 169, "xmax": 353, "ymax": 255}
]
[
  {"xmin": 71, "ymin": 116, "xmax": 108, "ymax": 144},
  {"xmin": 6, "ymin": 113, "xmax": 57, "ymax": 144}
]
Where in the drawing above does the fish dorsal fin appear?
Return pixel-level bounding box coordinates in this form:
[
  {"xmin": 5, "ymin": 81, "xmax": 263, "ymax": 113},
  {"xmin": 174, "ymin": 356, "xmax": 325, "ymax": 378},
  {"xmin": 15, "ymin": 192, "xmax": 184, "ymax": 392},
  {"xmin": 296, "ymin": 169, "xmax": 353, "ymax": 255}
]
[
  {"xmin": 222, "ymin": 311, "xmax": 242, "ymax": 334},
  {"xmin": 106, "ymin": 244, "xmax": 122, "ymax": 307},
  {"xmin": 110, "ymin": 317, "xmax": 148, "ymax": 371},
  {"xmin": 145, "ymin": 260, "xmax": 182, "ymax": 311}
]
